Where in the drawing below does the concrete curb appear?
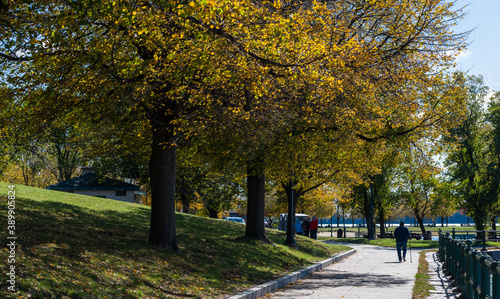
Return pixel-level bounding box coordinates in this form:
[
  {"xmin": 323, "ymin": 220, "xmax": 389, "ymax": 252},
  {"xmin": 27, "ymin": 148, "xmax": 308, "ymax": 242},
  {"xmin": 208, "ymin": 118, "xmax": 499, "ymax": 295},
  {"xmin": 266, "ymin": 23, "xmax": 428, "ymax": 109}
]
[{"xmin": 227, "ymin": 248, "xmax": 357, "ymax": 299}]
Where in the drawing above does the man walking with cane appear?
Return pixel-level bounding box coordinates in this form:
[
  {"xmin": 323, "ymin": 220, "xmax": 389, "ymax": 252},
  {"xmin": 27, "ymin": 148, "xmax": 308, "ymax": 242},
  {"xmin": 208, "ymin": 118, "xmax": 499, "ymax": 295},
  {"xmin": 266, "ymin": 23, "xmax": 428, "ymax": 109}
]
[{"xmin": 394, "ymin": 221, "xmax": 411, "ymax": 262}]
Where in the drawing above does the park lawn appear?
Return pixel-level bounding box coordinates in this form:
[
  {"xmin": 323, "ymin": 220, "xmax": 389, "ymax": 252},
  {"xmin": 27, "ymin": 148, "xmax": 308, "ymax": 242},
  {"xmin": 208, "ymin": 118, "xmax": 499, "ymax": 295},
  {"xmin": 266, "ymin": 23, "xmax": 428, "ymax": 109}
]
[
  {"xmin": 319, "ymin": 225, "xmax": 494, "ymax": 235},
  {"xmin": 319, "ymin": 237, "xmax": 441, "ymax": 249},
  {"xmin": 319, "ymin": 236, "xmax": 500, "ymax": 250},
  {"xmin": 0, "ymin": 182, "xmax": 351, "ymax": 298}
]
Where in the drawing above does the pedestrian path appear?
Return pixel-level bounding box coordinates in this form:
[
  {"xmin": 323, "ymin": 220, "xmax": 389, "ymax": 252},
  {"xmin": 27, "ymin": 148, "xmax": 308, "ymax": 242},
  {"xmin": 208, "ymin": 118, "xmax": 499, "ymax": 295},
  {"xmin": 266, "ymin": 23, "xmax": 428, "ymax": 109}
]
[
  {"xmin": 425, "ymin": 251, "xmax": 460, "ymax": 298},
  {"xmin": 265, "ymin": 242, "xmax": 421, "ymax": 299}
]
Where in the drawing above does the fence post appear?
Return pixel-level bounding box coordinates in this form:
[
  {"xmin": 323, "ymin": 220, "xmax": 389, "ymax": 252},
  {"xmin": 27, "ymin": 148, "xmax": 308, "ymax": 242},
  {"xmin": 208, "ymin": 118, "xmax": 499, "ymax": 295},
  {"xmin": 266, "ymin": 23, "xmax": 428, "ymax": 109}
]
[
  {"xmin": 454, "ymin": 240, "xmax": 460, "ymax": 280},
  {"xmin": 445, "ymin": 233, "xmax": 451, "ymax": 273},
  {"xmin": 482, "ymin": 229, "xmax": 487, "ymax": 252},
  {"xmin": 439, "ymin": 232, "xmax": 444, "ymax": 261},
  {"xmin": 458, "ymin": 242, "xmax": 466, "ymax": 289},
  {"xmin": 451, "ymin": 239, "xmax": 457, "ymax": 278},
  {"xmin": 457, "ymin": 242, "xmax": 463, "ymax": 287},
  {"xmin": 479, "ymin": 255, "xmax": 491, "ymax": 298},
  {"xmin": 472, "ymin": 251, "xmax": 480, "ymax": 298},
  {"xmin": 491, "ymin": 261, "xmax": 500, "ymax": 299},
  {"xmin": 465, "ymin": 241, "xmax": 474, "ymax": 299}
]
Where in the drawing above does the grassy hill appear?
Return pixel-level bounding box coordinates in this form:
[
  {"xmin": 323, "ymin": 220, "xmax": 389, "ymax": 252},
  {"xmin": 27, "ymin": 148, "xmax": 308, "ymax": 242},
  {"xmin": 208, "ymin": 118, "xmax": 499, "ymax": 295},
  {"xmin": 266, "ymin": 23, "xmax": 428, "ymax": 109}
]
[{"xmin": 0, "ymin": 182, "xmax": 350, "ymax": 298}]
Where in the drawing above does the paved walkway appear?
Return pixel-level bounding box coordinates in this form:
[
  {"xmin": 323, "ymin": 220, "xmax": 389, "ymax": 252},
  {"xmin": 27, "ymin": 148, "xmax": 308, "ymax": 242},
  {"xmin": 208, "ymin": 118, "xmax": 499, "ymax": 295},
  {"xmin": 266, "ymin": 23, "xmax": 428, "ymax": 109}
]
[
  {"xmin": 425, "ymin": 251, "xmax": 460, "ymax": 298},
  {"xmin": 265, "ymin": 242, "xmax": 421, "ymax": 299}
]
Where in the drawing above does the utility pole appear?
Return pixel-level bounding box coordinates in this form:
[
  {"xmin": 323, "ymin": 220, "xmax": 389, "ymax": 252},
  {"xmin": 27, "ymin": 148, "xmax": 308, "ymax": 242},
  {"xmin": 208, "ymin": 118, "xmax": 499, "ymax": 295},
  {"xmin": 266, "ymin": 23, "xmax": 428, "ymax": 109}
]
[
  {"xmin": 343, "ymin": 208, "xmax": 346, "ymax": 238},
  {"xmin": 330, "ymin": 203, "xmax": 333, "ymax": 237},
  {"xmin": 284, "ymin": 180, "xmax": 297, "ymax": 248}
]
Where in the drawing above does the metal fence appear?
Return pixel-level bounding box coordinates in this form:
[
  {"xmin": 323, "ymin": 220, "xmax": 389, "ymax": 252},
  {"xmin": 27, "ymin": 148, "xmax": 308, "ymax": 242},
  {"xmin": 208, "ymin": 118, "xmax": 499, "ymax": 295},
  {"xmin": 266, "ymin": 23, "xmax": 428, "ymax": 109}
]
[{"xmin": 439, "ymin": 232, "xmax": 500, "ymax": 299}]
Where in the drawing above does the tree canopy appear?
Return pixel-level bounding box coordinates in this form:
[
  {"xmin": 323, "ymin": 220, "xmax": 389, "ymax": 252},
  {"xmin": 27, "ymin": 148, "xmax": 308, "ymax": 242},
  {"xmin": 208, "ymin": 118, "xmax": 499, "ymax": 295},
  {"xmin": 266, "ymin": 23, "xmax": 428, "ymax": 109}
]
[{"xmin": 1, "ymin": 0, "xmax": 469, "ymax": 251}]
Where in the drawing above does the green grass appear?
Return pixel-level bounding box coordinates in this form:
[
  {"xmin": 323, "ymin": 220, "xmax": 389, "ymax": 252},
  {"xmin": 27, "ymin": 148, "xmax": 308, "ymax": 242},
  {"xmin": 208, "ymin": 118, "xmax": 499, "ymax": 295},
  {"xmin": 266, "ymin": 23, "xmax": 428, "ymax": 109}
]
[
  {"xmin": 320, "ymin": 237, "xmax": 441, "ymax": 249},
  {"xmin": 412, "ymin": 250, "xmax": 435, "ymax": 299},
  {"xmin": 320, "ymin": 236, "xmax": 500, "ymax": 250},
  {"xmin": 319, "ymin": 225, "xmax": 496, "ymax": 235},
  {"xmin": 0, "ymin": 182, "xmax": 351, "ymax": 298}
]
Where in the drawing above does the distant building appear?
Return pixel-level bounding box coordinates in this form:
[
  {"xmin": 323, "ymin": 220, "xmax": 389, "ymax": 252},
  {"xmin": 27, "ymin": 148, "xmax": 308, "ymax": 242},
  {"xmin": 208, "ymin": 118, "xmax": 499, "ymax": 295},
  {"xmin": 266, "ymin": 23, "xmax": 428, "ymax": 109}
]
[{"xmin": 46, "ymin": 167, "xmax": 142, "ymax": 204}]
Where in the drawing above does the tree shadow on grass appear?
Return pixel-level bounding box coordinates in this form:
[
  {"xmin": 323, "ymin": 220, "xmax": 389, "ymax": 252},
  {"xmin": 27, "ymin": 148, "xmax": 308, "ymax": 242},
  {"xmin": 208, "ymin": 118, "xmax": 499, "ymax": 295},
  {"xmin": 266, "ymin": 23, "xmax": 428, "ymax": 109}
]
[
  {"xmin": 0, "ymin": 198, "xmax": 313, "ymax": 298},
  {"xmin": 3, "ymin": 199, "xmax": 205, "ymax": 298}
]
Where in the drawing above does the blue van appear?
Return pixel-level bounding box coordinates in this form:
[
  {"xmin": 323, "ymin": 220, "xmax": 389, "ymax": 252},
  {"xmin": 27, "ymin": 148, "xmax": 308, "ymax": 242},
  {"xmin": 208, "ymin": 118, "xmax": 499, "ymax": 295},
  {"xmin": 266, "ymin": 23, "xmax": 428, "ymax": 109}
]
[{"xmin": 278, "ymin": 213, "xmax": 309, "ymax": 234}]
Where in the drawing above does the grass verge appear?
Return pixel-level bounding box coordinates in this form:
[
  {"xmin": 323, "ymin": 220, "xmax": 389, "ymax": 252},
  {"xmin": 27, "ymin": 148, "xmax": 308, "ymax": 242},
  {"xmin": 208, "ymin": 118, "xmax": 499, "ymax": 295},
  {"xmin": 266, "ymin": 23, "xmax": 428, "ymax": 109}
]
[
  {"xmin": 319, "ymin": 225, "xmax": 499, "ymax": 234},
  {"xmin": 0, "ymin": 182, "xmax": 350, "ymax": 298},
  {"xmin": 412, "ymin": 250, "xmax": 435, "ymax": 299},
  {"xmin": 319, "ymin": 237, "xmax": 441, "ymax": 249},
  {"xmin": 320, "ymin": 236, "xmax": 499, "ymax": 250}
]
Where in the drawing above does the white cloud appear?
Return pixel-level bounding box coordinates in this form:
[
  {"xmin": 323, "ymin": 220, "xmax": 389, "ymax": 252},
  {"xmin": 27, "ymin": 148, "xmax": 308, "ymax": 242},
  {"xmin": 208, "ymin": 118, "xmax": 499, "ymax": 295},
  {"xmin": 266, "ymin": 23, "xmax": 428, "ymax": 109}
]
[
  {"xmin": 446, "ymin": 49, "xmax": 472, "ymax": 62},
  {"xmin": 456, "ymin": 50, "xmax": 472, "ymax": 61}
]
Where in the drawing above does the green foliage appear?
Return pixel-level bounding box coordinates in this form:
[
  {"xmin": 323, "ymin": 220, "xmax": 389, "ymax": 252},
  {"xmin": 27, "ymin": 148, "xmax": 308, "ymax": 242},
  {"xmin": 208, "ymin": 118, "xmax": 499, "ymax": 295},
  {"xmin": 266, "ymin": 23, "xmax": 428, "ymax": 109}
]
[
  {"xmin": 198, "ymin": 170, "xmax": 244, "ymax": 218},
  {"xmin": 442, "ymin": 74, "xmax": 492, "ymax": 230},
  {"xmin": 484, "ymin": 92, "xmax": 500, "ymax": 224},
  {"xmin": 431, "ymin": 179, "xmax": 459, "ymax": 220},
  {"xmin": 393, "ymin": 143, "xmax": 440, "ymax": 233}
]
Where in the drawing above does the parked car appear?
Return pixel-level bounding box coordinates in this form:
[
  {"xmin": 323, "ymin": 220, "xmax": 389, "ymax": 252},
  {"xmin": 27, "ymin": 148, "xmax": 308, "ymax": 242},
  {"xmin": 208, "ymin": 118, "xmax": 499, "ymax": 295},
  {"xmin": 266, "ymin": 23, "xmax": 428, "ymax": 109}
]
[{"xmin": 225, "ymin": 217, "xmax": 245, "ymax": 223}]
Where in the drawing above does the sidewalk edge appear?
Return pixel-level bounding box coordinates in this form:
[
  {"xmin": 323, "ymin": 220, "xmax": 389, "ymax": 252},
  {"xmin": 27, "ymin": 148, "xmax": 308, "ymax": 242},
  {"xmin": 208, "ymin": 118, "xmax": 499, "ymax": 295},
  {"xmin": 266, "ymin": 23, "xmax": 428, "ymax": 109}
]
[{"xmin": 227, "ymin": 248, "xmax": 357, "ymax": 299}]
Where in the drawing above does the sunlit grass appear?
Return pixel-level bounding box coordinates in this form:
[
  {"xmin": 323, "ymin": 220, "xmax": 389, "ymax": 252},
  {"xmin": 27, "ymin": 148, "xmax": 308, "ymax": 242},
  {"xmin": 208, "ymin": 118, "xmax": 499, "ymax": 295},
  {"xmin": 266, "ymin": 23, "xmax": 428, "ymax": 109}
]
[
  {"xmin": 320, "ymin": 236, "xmax": 441, "ymax": 249},
  {"xmin": 0, "ymin": 182, "xmax": 350, "ymax": 298},
  {"xmin": 320, "ymin": 235, "xmax": 500, "ymax": 250},
  {"xmin": 412, "ymin": 250, "xmax": 435, "ymax": 299}
]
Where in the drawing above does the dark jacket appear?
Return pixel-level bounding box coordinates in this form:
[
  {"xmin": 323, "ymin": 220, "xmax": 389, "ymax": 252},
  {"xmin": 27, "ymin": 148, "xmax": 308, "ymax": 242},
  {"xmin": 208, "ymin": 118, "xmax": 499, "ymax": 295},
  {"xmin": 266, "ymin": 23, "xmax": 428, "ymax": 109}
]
[
  {"xmin": 394, "ymin": 225, "xmax": 411, "ymax": 242},
  {"xmin": 301, "ymin": 220, "xmax": 311, "ymax": 231}
]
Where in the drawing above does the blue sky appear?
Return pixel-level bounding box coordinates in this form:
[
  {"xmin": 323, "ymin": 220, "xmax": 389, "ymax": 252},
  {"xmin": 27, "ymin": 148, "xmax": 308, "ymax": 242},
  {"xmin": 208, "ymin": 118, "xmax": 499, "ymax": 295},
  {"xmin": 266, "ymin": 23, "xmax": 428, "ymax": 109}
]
[{"xmin": 453, "ymin": 0, "xmax": 500, "ymax": 92}]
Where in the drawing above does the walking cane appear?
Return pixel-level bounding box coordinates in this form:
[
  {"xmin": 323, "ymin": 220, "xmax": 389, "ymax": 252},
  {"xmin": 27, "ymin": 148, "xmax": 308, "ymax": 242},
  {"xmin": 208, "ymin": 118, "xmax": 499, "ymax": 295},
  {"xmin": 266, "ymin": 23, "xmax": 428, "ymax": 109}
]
[{"xmin": 409, "ymin": 237, "xmax": 412, "ymax": 263}]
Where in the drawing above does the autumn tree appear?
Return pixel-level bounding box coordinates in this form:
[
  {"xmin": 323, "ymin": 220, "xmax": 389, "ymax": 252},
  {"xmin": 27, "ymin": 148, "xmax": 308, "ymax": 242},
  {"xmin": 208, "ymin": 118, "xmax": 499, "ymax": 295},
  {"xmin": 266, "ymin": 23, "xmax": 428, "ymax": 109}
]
[
  {"xmin": 264, "ymin": 183, "xmax": 286, "ymax": 228},
  {"xmin": 197, "ymin": 170, "xmax": 243, "ymax": 219},
  {"xmin": 394, "ymin": 143, "xmax": 440, "ymax": 234},
  {"xmin": 431, "ymin": 179, "xmax": 459, "ymax": 227},
  {"xmin": 175, "ymin": 165, "xmax": 205, "ymax": 214},
  {"xmin": 0, "ymin": 0, "xmax": 469, "ymax": 252},
  {"xmin": 1, "ymin": 0, "xmax": 317, "ymax": 251}
]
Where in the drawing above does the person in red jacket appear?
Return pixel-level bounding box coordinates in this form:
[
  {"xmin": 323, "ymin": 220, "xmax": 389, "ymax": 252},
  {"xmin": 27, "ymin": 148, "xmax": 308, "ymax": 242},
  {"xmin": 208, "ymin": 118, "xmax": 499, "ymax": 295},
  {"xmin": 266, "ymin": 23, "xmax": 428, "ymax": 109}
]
[{"xmin": 310, "ymin": 216, "xmax": 319, "ymax": 239}]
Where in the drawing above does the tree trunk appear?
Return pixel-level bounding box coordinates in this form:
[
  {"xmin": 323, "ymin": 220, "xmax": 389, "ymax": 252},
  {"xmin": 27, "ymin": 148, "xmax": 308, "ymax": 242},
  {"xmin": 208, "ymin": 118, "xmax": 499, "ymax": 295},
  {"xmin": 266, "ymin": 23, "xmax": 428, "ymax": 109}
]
[
  {"xmin": 378, "ymin": 211, "xmax": 386, "ymax": 238},
  {"xmin": 147, "ymin": 126, "xmax": 178, "ymax": 252},
  {"xmin": 416, "ymin": 215, "xmax": 425, "ymax": 234},
  {"xmin": 208, "ymin": 208, "xmax": 218, "ymax": 219},
  {"xmin": 245, "ymin": 162, "xmax": 269, "ymax": 242},
  {"xmin": 472, "ymin": 203, "xmax": 488, "ymax": 231},
  {"xmin": 182, "ymin": 202, "xmax": 190, "ymax": 214},
  {"xmin": 376, "ymin": 195, "xmax": 386, "ymax": 238},
  {"xmin": 283, "ymin": 180, "xmax": 299, "ymax": 247}
]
